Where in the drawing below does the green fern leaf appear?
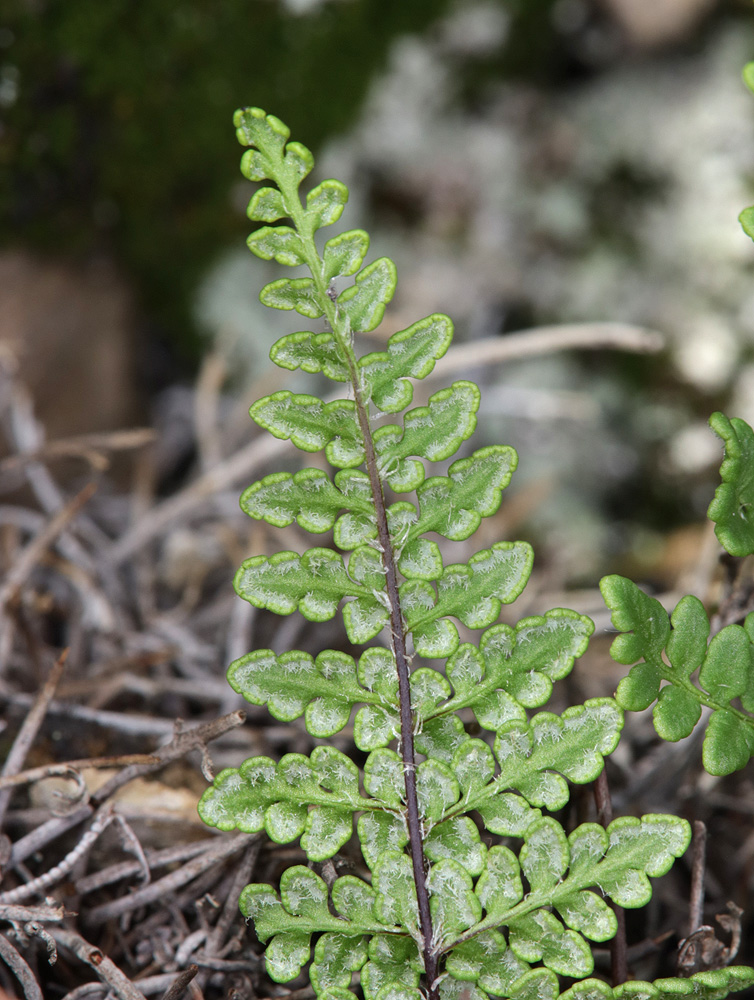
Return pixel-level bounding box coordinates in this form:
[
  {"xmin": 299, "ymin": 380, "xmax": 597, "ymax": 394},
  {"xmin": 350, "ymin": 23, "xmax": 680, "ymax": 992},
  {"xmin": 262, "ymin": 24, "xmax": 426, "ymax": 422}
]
[
  {"xmin": 228, "ymin": 648, "xmax": 350, "ymax": 724},
  {"xmin": 306, "ymin": 179, "xmax": 349, "ymax": 230},
  {"xmin": 248, "ymin": 185, "xmax": 290, "ymax": 223},
  {"xmin": 338, "ymin": 257, "xmax": 397, "ymax": 333},
  {"xmin": 520, "ymin": 815, "xmax": 569, "ymax": 891},
  {"xmin": 428, "ymin": 859, "xmax": 482, "ymax": 945},
  {"xmin": 702, "ymin": 707, "xmax": 754, "ymax": 774},
  {"xmin": 224, "ymin": 645, "xmax": 405, "ymax": 744},
  {"xmin": 269, "ymin": 331, "xmax": 350, "ymax": 381},
  {"xmin": 600, "ymin": 575, "xmax": 670, "ymax": 666},
  {"xmin": 363, "ymin": 748, "xmax": 405, "ymax": 809},
  {"xmin": 400, "ymin": 542, "xmax": 534, "ymax": 658},
  {"xmin": 556, "ymin": 890, "xmax": 617, "ymax": 942},
  {"xmin": 323, "ymin": 229, "xmax": 371, "ymax": 282},
  {"xmin": 509, "ymin": 908, "xmax": 594, "ymax": 978},
  {"xmin": 235, "ymin": 105, "xmax": 289, "ymax": 151},
  {"xmin": 247, "ymin": 226, "xmax": 306, "ymax": 266},
  {"xmin": 240, "ymin": 148, "xmax": 271, "ymax": 183},
  {"xmin": 374, "ymin": 381, "xmax": 481, "ymax": 491},
  {"xmin": 361, "ymin": 936, "xmax": 421, "ymax": 1000},
  {"xmin": 453, "ymin": 610, "xmax": 594, "ymax": 712},
  {"xmin": 359, "ymin": 314, "xmax": 454, "ymax": 413},
  {"xmin": 198, "ymin": 746, "xmax": 366, "ymax": 860},
  {"xmin": 459, "ymin": 699, "xmax": 622, "ymax": 816},
  {"xmin": 414, "ymin": 715, "xmax": 469, "ymax": 763},
  {"xmin": 590, "ymin": 814, "xmax": 691, "ymax": 906},
  {"xmin": 513, "ymin": 968, "xmax": 561, "ymax": 1000},
  {"xmin": 202, "ymin": 104, "xmax": 745, "ymax": 1000},
  {"xmin": 240, "ymin": 868, "xmax": 397, "ymax": 985},
  {"xmin": 561, "ymin": 980, "xmax": 615, "ymax": 1000},
  {"xmin": 474, "ymin": 845, "xmax": 524, "ymax": 916},
  {"xmin": 357, "ymin": 811, "xmax": 409, "ymax": 870},
  {"xmin": 440, "ymin": 813, "xmax": 688, "ymax": 979},
  {"xmin": 284, "ymin": 141, "xmax": 316, "ymax": 184},
  {"xmin": 235, "ymin": 547, "xmax": 359, "ymax": 621},
  {"xmin": 476, "ymin": 795, "xmax": 543, "ymax": 843},
  {"xmin": 241, "ymin": 468, "xmax": 372, "ymax": 534},
  {"xmin": 250, "ymin": 392, "xmax": 364, "ymax": 465},
  {"xmin": 265, "ymin": 930, "xmax": 312, "ymax": 982},
  {"xmin": 373, "ymin": 851, "xmax": 419, "ymax": 935},
  {"xmin": 260, "ymin": 276, "xmax": 324, "ymax": 317},
  {"xmin": 408, "ymin": 445, "xmax": 517, "ymax": 543},
  {"xmin": 424, "ymin": 816, "xmax": 487, "ymax": 876},
  {"xmin": 708, "ymin": 412, "xmax": 754, "ymax": 555},
  {"xmin": 445, "ymin": 931, "xmax": 530, "ymax": 998},
  {"xmin": 602, "ymin": 576, "xmax": 754, "ymax": 774},
  {"xmin": 310, "ymin": 934, "xmax": 369, "ymax": 997},
  {"xmin": 741, "ymin": 206, "xmax": 754, "ymax": 239},
  {"xmin": 416, "ymin": 758, "xmax": 460, "ymax": 823}
]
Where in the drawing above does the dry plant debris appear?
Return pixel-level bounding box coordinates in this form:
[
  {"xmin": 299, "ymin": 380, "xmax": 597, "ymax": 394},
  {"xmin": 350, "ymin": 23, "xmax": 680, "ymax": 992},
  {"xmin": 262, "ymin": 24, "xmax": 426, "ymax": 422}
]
[{"xmin": 0, "ymin": 332, "xmax": 752, "ymax": 998}]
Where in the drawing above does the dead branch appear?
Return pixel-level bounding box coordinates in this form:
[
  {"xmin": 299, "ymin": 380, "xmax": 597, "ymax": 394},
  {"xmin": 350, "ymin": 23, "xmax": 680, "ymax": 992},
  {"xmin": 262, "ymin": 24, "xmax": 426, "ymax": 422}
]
[
  {"xmin": 0, "ymin": 650, "xmax": 68, "ymax": 828},
  {"xmin": 0, "ymin": 754, "xmax": 159, "ymax": 791},
  {"xmin": 158, "ymin": 964, "xmax": 198, "ymax": 1000},
  {"xmin": 0, "ymin": 804, "xmax": 115, "ymax": 904},
  {"xmin": 0, "ymin": 428, "xmax": 156, "ymax": 475},
  {"xmin": 51, "ymin": 927, "xmax": 148, "ymax": 1000},
  {"xmin": 0, "ymin": 902, "xmax": 64, "ymax": 925},
  {"xmin": 0, "ymin": 930, "xmax": 44, "ymax": 1000},
  {"xmin": 0, "ymin": 484, "xmax": 97, "ymax": 617},
  {"xmin": 434, "ymin": 322, "xmax": 664, "ymax": 376},
  {"xmin": 74, "ymin": 838, "xmax": 217, "ymax": 897},
  {"xmin": 84, "ymin": 833, "xmax": 255, "ymax": 924}
]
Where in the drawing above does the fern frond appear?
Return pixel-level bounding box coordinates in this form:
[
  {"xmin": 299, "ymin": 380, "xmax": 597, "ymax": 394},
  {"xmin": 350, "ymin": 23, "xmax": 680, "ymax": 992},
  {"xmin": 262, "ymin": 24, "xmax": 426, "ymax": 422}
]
[
  {"xmin": 600, "ymin": 576, "xmax": 754, "ymax": 775},
  {"xmin": 197, "ymin": 105, "xmax": 754, "ymax": 1000}
]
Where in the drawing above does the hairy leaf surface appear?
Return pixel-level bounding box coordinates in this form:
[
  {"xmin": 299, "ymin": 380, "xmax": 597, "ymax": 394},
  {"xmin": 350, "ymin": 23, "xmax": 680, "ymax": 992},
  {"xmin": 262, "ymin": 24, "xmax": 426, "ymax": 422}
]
[
  {"xmin": 270, "ymin": 331, "xmax": 349, "ymax": 381},
  {"xmin": 374, "ymin": 381, "xmax": 481, "ymax": 491},
  {"xmin": 359, "ymin": 314, "xmax": 454, "ymax": 413},
  {"xmin": 250, "ymin": 392, "xmax": 364, "ymax": 466},
  {"xmin": 241, "ymin": 468, "xmax": 373, "ymax": 534}
]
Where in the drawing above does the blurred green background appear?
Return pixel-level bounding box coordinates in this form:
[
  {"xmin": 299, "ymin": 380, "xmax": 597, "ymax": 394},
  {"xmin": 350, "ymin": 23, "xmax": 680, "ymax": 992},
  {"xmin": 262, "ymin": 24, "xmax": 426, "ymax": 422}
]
[
  {"xmin": 4, "ymin": 0, "xmax": 736, "ymax": 359},
  {"xmin": 3, "ymin": 0, "xmax": 754, "ymax": 583},
  {"xmin": 2, "ymin": 0, "xmax": 493, "ymax": 358}
]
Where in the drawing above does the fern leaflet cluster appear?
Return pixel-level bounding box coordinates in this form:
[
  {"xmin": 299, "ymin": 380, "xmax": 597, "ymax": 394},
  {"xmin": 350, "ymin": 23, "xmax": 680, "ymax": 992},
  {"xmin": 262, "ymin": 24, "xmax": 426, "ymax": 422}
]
[{"xmin": 199, "ymin": 107, "xmax": 754, "ymax": 1000}]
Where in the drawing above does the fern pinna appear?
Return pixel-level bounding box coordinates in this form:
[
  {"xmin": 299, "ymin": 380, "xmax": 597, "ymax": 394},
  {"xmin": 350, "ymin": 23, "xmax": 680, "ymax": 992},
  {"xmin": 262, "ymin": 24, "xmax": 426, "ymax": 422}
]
[{"xmin": 198, "ymin": 108, "xmax": 754, "ymax": 1000}]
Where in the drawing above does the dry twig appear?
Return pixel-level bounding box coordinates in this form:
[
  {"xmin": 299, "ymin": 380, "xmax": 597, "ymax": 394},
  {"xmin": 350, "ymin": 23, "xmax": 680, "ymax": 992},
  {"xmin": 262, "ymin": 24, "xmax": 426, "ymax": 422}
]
[
  {"xmin": 0, "ymin": 804, "xmax": 115, "ymax": 904},
  {"xmin": 0, "ymin": 931, "xmax": 44, "ymax": 1000},
  {"xmin": 84, "ymin": 833, "xmax": 255, "ymax": 924},
  {"xmin": 51, "ymin": 927, "xmax": 148, "ymax": 1000},
  {"xmin": 0, "ymin": 754, "xmax": 159, "ymax": 791},
  {"xmin": 0, "ymin": 649, "xmax": 68, "ymax": 827}
]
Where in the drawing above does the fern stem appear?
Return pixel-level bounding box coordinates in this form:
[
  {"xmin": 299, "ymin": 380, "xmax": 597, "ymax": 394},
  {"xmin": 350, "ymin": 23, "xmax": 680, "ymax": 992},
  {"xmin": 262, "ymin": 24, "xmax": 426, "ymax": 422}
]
[
  {"xmin": 286, "ymin": 185, "xmax": 439, "ymax": 996},
  {"xmin": 593, "ymin": 768, "xmax": 627, "ymax": 986},
  {"xmin": 351, "ymin": 383, "xmax": 439, "ymax": 999}
]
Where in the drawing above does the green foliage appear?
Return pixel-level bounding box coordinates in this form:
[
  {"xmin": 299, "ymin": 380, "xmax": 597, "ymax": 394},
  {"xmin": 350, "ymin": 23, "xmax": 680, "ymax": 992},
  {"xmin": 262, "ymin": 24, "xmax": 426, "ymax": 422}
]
[
  {"xmin": 601, "ymin": 410, "xmax": 754, "ymax": 776},
  {"xmin": 707, "ymin": 412, "xmax": 754, "ymax": 556},
  {"xmin": 199, "ymin": 108, "xmax": 754, "ymax": 1000},
  {"xmin": 601, "ymin": 575, "xmax": 754, "ymax": 776}
]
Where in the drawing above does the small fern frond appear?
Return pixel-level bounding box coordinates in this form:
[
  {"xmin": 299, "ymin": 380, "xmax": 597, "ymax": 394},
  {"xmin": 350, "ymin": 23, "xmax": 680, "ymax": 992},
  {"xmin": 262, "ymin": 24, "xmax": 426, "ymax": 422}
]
[{"xmin": 600, "ymin": 576, "xmax": 754, "ymax": 774}]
